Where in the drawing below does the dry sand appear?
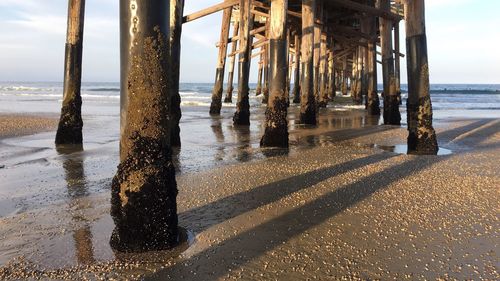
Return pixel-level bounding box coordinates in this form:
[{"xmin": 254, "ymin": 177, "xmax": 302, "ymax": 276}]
[
  {"xmin": 0, "ymin": 105, "xmax": 498, "ymax": 280},
  {"xmin": 0, "ymin": 113, "xmax": 58, "ymax": 139}
]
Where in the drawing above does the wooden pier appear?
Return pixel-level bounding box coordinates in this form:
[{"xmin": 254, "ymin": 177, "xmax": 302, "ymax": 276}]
[{"xmin": 57, "ymin": 0, "xmax": 439, "ymax": 251}]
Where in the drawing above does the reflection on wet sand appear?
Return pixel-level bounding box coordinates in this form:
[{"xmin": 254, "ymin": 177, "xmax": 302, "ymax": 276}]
[
  {"xmin": 364, "ymin": 114, "xmax": 381, "ymax": 126},
  {"xmin": 294, "ymin": 111, "xmax": 384, "ymax": 147},
  {"xmin": 210, "ymin": 117, "xmax": 225, "ymax": 162},
  {"xmin": 229, "ymin": 125, "xmax": 252, "ymax": 162},
  {"xmin": 0, "ymin": 110, "xmax": 498, "ymax": 280},
  {"xmin": 56, "ymin": 145, "xmax": 95, "ymax": 265}
]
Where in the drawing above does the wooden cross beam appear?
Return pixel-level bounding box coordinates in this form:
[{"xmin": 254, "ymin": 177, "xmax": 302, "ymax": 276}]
[
  {"xmin": 183, "ymin": 0, "xmax": 238, "ymax": 23},
  {"xmin": 222, "ymin": 25, "xmax": 267, "ymax": 45}
]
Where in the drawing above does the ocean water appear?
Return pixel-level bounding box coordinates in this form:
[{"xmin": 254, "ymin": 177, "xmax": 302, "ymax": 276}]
[
  {"xmin": 0, "ymin": 82, "xmax": 499, "ymax": 117},
  {"xmin": 0, "ymin": 82, "xmax": 260, "ymax": 111}
]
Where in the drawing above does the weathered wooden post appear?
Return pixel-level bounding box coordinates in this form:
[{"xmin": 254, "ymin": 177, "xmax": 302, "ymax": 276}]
[
  {"xmin": 318, "ymin": 33, "xmax": 328, "ymax": 107},
  {"xmin": 224, "ymin": 21, "xmax": 239, "ymax": 103},
  {"xmin": 356, "ymin": 46, "xmax": 366, "ymax": 104},
  {"xmin": 313, "ymin": 0, "xmax": 323, "ymax": 101},
  {"xmin": 292, "ymin": 32, "xmax": 301, "ymax": 104},
  {"xmin": 233, "ymin": 0, "xmax": 253, "ymax": 125},
  {"xmin": 55, "ymin": 0, "xmax": 86, "ymax": 145},
  {"xmin": 362, "ymin": 0, "xmax": 380, "ymax": 115},
  {"xmin": 350, "ymin": 51, "xmax": 357, "ymax": 99},
  {"xmin": 170, "ymin": 0, "xmax": 184, "ymax": 147},
  {"xmin": 255, "ymin": 49, "xmax": 264, "ymax": 96},
  {"xmin": 327, "ymin": 41, "xmax": 335, "ymax": 100},
  {"xmin": 404, "ymin": 0, "xmax": 438, "ymax": 154},
  {"xmin": 261, "ymin": 43, "xmax": 270, "ymax": 104},
  {"xmin": 341, "ymin": 56, "xmax": 348, "ymax": 95},
  {"xmin": 299, "ymin": 0, "xmax": 317, "ymax": 125},
  {"xmin": 285, "ymin": 29, "xmax": 292, "ymax": 102},
  {"xmin": 111, "ymin": 0, "xmax": 178, "ymax": 252},
  {"xmin": 360, "ymin": 45, "xmax": 368, "ymax": 105},
  {"xmin": 394, "ymin": 20, "xmax": 402, "ymax": 104},
  {"xmin": 366, "ymin": 39, "xmax": 380, "ymax": 115},
  {"xmin": 378, "ymin": 0, "xmax": 401, "ymax": 125},
  {"xmin": 335, "ymin": 69, "xmax": 341, "ymax": 93},
  {"xmin": 351, "ymin": 49, "xmax": 363, "ymax": 104},
  {"xmin": 287, "ymin": 52, "xmax": 293, "ymax": 105},
  {"xmin": 210, "ymin": 3, "xmax": 233, "ymax": 115},
  {"xmin": 261, "ymin": 0, "xmax": 289, "ymax": 147}
]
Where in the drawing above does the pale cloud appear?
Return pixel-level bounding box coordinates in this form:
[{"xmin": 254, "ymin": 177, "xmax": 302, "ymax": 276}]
[
  {"xmin": 0, "ymin": 0, "xmax": 43, "ymax": 10},
  {"xmin": 0, "ymin": 0, "xmax": 497, "ymax": 83},
  {"xmin": 7, "ymin": 14, "xmax": 66, "ymax": 35}
]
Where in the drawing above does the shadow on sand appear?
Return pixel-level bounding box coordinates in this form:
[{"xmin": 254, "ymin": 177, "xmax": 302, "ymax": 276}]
[
  {"xmin": 151, "ymin": 154, "xmax": 451, "ymax": 280},
  {"xmin": 148, "ymin": 120, "xmax": 495, "ymax": 280}
]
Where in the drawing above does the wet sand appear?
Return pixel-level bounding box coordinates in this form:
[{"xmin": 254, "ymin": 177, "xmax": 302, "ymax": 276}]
[{"xmin": 0, "ymin": 99, "xmax": 499, "ymax": 280}]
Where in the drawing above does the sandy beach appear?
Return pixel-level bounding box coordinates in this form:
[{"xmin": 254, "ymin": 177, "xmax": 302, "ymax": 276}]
[
  {"xmin": 1, "ymin": 0, "xmax": 500, "ymax": 278},
  {"xmin": 0, "ymin": 97, "xmax": 498, "ymax": 280},
  {"xmin": 0, "ymin": 113, "xmax": 58, "ymax": 140}
]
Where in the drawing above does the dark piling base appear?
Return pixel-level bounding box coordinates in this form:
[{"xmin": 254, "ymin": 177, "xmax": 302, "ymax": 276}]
[
  {"xmin": 223, "ymin": 88, "xmax": 233, "ymax": 103},
  {"xmin": 292, "ymin": 86, "xmax": 301, "ymax": 104},
  {"xmin": 407, "ymin": 132, "xmax": 438, "ymax": 155},
  {"xmin": 110, "ymin": 139, "xmax": 178, "ymax": 252},
  {"xmin": 256, "ymin": 87, "xmax": 262, "ymax": 96},
  {"xmin": 317, "ymin": 100, "xmax": 327, "ymax": 108},
  {"xmin": 55, "ymin": 97, "xmax": 83, "ymax": 145},
  {"xmin": 260, "ymin": 98, "xmax": 289, "ymax": 148},
  {"xmin": 299, "ymin": 101, "xmax": 317, "ymax": 125},
  {"xmin": 407, "ymin": 96, "xmax": 438, "ymax": 155},
  {"xmin": 209, "ymin": 100, "xmax": 222, "ymax": 115},
  {"xmin": 383, "ymin": 95, "xmax": 401, "ymax": 125},
  {"xmin": 367, "ymin": 91, "xmax": 381, "ymax": 116},
  {"xmin": 233, "ymin": 98, "xmax": 250, "ymax": 125},
  {"xmin": 209, "ymin": 68, "xmax": 225, "ymax": 115},
  {"xmin": 261, "ymin": 88, "xmax": 269, "ymax": 104}
]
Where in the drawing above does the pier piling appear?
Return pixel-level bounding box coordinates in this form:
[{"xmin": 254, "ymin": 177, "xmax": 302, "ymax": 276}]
[
  {"xmin": 404, "ymin": 0, "xmax": 438, "ymax": 154},
  {"xmin": 327, "ymin": 43, "xmax": 335, "ymax": 100},
  {"xmin": 233, "ymin": 0, "xmax": 253, "ymax": 125},
  {"xmin": 292, "ymin": 32, "xmax": 301, "ymax": 104},
  {"xmin": 394, "ymin": 21, "xmax": 402, "ymax": 105},
  {"xmin": 55, "ymin": 0, "xmax": 86, "ymax": 145},
  {"xmin": 169, "ymin": 0, "xmax": 184, "ymax": 146},
  {"xmin": 318, "ymin": 33, "xmax": 328, "ymax": 108},
  {"xmin": 210, "ymin": 3, "xmax": 233, "ymax": 115},
  {"xmin": 261, "ymin": 39, "xmax": 270, "ymax": 104},
  {"xmin": 364, "ymin": 1, "xmax": 380, "ymax": 115},
  {"xmin": 224, "ymin": 21, "xmax": 239, "ymax": 103},
  {"xmin": 256, "ymin": 49, "xmax": 264, "ymax": 96},
  {"xmin": 260, "ymin": 0, "xmax": 289, "ymax": 147},
  {"xmin": 299, "ymin": 0, "xmax": 317, "ymax": 125},
  {"xmin": 111, "ymin": 0, "xmax": 178, "ymax": 252},
  {"xmin": 378, "ymin": 0, "xmax": 401, "ymax": 125}
]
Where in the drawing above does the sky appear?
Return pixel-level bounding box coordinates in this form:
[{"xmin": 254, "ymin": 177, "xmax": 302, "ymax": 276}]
[{"xmin": 0, "ymin": 0, "xmax": 499, "ymax": 84}]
